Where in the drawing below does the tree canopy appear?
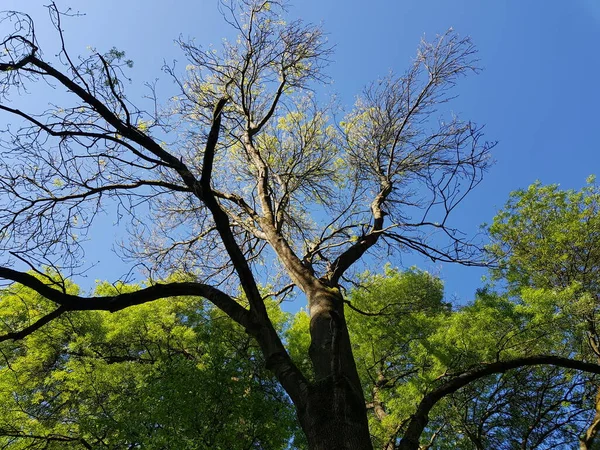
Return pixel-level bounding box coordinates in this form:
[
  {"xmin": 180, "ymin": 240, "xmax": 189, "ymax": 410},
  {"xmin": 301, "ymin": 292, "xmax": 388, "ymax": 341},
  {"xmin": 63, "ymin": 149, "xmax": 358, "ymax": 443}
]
[
  {"xmin": 3, "ymin": 263, "xmax": 600, "ymax": 449},
  {"xmin": 488, "ymin": 177, "xmax": 600, "ymax": 449},
  {"xmin": 0, "ymin": 278, "xmax": 299, "ymax": 449},
  {"xmin": 0, "ymin": 1, "xmax": 598, "ymax": 449}
]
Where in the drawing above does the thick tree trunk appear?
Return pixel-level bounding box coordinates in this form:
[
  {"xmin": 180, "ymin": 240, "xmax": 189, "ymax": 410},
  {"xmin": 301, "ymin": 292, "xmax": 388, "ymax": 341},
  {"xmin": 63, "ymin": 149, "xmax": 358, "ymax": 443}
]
[
  {"xmin": 297, "ymin": 285, "xmax": 373, "ymax": 450},
  {"xmin": 297, "ymin": 378, "xmax": 374, "ymax": 450},
  {"xmin": 257, "ymin": 223, "xmax": 373, "ymax": 448}
]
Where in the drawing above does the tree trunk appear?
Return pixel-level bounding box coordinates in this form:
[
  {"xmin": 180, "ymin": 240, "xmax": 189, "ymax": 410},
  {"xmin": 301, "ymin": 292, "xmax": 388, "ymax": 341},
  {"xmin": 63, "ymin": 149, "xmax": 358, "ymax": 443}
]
[
  {"xmin": 298, "ymin": 285, "xmax": 373, "ymax": 450},
  {"xmin": 297, "ymin": 378, "xmax": 374, "ymax": 450},
  {"xmin": 257, "ymin": 226, "xmax": 373, "ymax": 448}
]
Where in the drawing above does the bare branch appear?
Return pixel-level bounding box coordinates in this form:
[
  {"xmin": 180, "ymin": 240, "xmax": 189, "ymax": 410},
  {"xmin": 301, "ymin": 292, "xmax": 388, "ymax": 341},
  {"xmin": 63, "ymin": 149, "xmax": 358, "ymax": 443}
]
[
  {"xmin": 0, "ymin": 306, "xmax": 66, "ymax": 343},
  {"xmin": 0, "ymin": 266, "xmax": 252, "ymax": 330}
]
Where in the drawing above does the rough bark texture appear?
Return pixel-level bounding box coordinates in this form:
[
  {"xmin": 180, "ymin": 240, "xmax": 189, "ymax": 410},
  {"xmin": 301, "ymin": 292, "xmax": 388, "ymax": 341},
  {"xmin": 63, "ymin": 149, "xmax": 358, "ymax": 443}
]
[
  {"xmin": 298, "ymin": 286, "xmax": 373, "ymax": 450},
  {"xmin": 298, "ymin": 379, "xmax": 373, "ymax": 450}
]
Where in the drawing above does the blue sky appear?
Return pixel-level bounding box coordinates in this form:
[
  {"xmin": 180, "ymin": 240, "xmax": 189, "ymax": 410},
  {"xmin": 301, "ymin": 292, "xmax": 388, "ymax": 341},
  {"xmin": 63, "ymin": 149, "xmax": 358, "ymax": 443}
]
[{"xmin": 1, "ymin": 1, "xmax": 599, "ymax": 304}]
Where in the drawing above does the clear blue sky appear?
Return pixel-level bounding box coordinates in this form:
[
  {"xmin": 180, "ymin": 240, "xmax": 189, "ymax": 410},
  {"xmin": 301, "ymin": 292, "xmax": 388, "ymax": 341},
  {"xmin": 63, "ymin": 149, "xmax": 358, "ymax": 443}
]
[{"xmin": 2, "ymin": 1, "xmax": 599, "ymax": 304}]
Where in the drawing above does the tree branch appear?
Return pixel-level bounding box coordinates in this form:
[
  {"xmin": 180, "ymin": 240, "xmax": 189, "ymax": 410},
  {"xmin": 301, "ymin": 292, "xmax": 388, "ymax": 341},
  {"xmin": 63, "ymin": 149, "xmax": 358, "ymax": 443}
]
[
  {"xmin": 197, "ymin": 100, "xmax": 310, "ymax": 408},
  {"xmin": 0, "ymin": 266, "xmax": 252, "ymax": 333},
  {"xmin": 14, "ymin": 56, "xmax": 204, "ymax": 197},
  {"xmin": 328, "ymin": 183, "xmax": 391, "ymax": 285},
  {"xmin": 0, "ymin": 103, "xmax": 168, "ymax": 167},
  {"xmin": 398, "ymin": 356, "xmax": 600, "ymax": 450},
  {"xmin": 0, "ymin": 306, "xmax": 66, "ymax": 343}
]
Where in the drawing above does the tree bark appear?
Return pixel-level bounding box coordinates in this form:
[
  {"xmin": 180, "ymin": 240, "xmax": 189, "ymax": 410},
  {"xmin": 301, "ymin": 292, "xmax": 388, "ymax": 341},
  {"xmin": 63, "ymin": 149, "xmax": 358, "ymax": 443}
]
[
  {"xmin": 257, "ymin": 215, "xmax": 374, "ymax": 448},
  {"xmin": 297, "ymin": 378, "xmax": 373, "ymax": 450},
  {"xmin": 296, "ymin": 285, "xmax": 373, "ymax": 450}
]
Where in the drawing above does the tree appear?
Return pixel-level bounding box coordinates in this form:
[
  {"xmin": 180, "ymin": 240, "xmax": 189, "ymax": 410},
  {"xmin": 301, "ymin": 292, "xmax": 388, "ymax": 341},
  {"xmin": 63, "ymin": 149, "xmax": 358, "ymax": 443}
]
[
  {"xmin": 0, "ymin": 278, "xmax": 300, "ymax": 449},
  {"xmin": 3, "ymin": 269, "xmax": 598, "ymax": 450},
  {"xmin": 329, "ymin": 270, "xmax": 595, "ymax": 449},
  {"xmin": 0, "ymin": 2, "xmax": 598, "ymax": 448},
  {"xmin": 488, "ymin": 177, "xmax": 600, "ymax": 449}
]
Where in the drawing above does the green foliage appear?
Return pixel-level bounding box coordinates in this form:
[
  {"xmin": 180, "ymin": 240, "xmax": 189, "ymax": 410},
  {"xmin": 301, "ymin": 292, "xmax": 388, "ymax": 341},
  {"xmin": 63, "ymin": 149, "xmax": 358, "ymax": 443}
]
[
  {"xmin": 0, "ymin": 280, "xmax": 298, "ymax": 449},
  {"xmin": 286, "ymin": 309, "xmax": 312, "ymax": 379},
  {"xmin": 488, "ymin": 177, "xmax": 600, "ymax": 294},
  {"xmin": 344, "ymin": 268, "xmax": 448, "ymax": 447},
  {"xmin": 104, "ymin": 47, "xmax": 134, "ymax": 68},
  {"xmin": 0, "ymin": 262, "xmax": 594, "ymax": 449},
  {"xmin": 7, "ymin": 174, "xmax": 600, "ymax": 450},
  {"xmin": 307, "ymin": 266, "xmax": 590, "ymax": 449},
  {"xmin": 462, "ymin": 177, "xmax": 600, "ymax": 449},
  {"xmin": 432, "ymin": 366, "xmax": 590, "ymax": 450},
  {"xmin": 488, "ymin": 178, "xmax": 600, "ymax": 359}
]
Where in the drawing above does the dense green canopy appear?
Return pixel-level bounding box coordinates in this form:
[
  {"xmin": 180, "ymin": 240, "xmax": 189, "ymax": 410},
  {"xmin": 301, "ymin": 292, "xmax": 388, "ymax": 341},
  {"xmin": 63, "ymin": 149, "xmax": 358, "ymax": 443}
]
[
  {"xmin": 0, "ymin": 280, "xmax": 299, "ymax": 449},
  {"xmin": 3, "ymin": 236, "xmax": 600, "ymax": 449}
]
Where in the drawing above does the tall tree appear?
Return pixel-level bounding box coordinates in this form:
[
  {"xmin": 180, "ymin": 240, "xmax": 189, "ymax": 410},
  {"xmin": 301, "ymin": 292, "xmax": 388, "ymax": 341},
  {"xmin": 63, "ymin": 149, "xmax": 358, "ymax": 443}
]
[
  {"xmin": 0, "ymin": 2, "xmax": 598, "ymax": 448},
  {"xmin": 488, "ymin": 177, "xmax": 600, "ymax": 449}
]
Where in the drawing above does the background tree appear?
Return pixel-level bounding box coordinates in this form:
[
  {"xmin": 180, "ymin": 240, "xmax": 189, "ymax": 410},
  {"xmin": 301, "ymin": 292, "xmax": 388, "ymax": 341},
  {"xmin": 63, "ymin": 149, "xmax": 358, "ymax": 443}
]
[
  {"xmin": 0, "ymin": 277, "xmax": 300, "ymax": 449},
  {"xmin": 0, "ymin": 1, "xmax": 598, "ymax": 448},
  {"xmin": 3, "ymin": 268, "xmax": 598, "ymax": 450},
  {"xmin": 488, "ymin": 177, "xmax": 600, "ymax": 449},
  {"xmin": 315, "ymin": 269, "xmax": 593, "ymax": 449},
  {"xmin": 418, "ymin": 288, "xmax": 594, "ymax": 450}
]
